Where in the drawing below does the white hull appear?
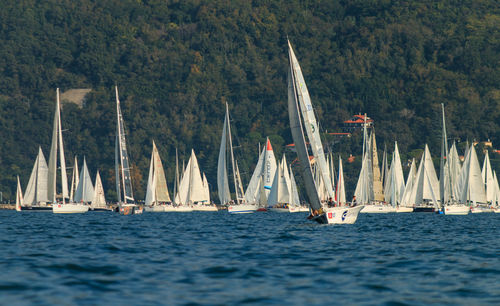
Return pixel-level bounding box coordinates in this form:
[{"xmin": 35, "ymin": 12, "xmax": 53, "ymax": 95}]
[
  {"xmin": 444, "ymin": 205, "xmax": 470, "ymax": 215},
  {"xmin": 269, "ymin": 207, "xmax": 290, "ymax": 213},
  {"xmin": 361, "ymin": 204, "xmax": 396, "ymax": 213},
  {"xmin": 228, "ymin": 204, "xmax": 257, "ymax": 214},
  {"xmin": 144, "ymin": 205, "xmax": 165, "ymax": 212},
  {"xmin": 288, "ymin": 206, "xmax": 309, "ymax": 213},
  {"xmin": 192, "ymin": 204, "xmax": 218, "ymax": 212},
  {"xmin": 319, "ymin": 205, "xmax": 364, "ymax": 224},
  {"xmin": 164, "ymin": 205, "xmax": 193, "ymax": 212},
  {"xmin": 53, "ymin": 203, "xmax": 89, "ymax": 214},
  {"xmin": 396, "ymin": 206, "xmax": 414, "ymax": 213},
  {"xmin": 493, "ymin": 207, "xmax": 500, "ymax": 213},
  {"xmin": 470, "ymin": 206, "xmax": 493, "ymax": 213}
]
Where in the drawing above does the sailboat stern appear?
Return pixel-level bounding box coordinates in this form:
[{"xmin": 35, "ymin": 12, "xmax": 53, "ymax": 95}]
[{"xmin": 314, "ymin": 205, "xmax": 364, "ymax": 224}]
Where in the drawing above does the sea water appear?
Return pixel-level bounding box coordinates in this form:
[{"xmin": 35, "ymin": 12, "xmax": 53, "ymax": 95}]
[{"xmin": 0, "ymin": 211, "xmax": 498, "ymax": 305}]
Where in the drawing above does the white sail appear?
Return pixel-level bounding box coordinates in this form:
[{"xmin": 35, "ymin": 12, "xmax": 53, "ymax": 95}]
[
  {"xmin": 74, "ymin": 157, "xmax": 94, "ymax": 203},
  {"xmin": 384, "ymin": 142, "xmax": 405, "ymax": 205},
  {"xmin": 336, "ymin": 156, "xmax": 346, "ymax": 205},
  {"xmin": 47, "ymin": 89, "xmax": 69, "ymax": 203},
  {"xmin": 448, "ymin": 142, "xmax": 462, "ymax": 201},
  {"xmin": 409, "ymin": 145, "xmax": 441, "ymax": 205},
  {"xmin": 179, "ymin": 149, "xmax": 206, "ymax": 204},
  {"xmin": 482, "ymin": 151, "xmax": 495, "ymax": 202},
  {"xmin": 288, "ymin": 41, "xmax": 332, "ymax": 200},
  {"xmin": 146, "ymin": 141, "xmax": 170, "ymax": 205},
  {"xmin": 217, "ymin": 107, "xmax": 231, "ymax": 205},
  {"xmin": 145, "ymin": 152, "xmax": 156, "ymax": 206},
  {"xmin": 16, "ymin": 176, "xmax": 23, "ymax": 211},
  {"xmin": 289, "ymin": 165, "xmax": 301, "ymax": 207},
  {"xmin": 202, "ymin": 172, "xmax": 211, "ymax": 203},
  {"xmin": 458, "ymin": 145, "xmax": 486, "ymax": 204},
  {"xmin": 115, "ymin": 86, "xmax": 134, "ymax": 204},
  {"xmin": 401, "ymin": 158, "xmax": 416, "ymax": 207},
  {"xmin": 268, "ymin": 155, "xmax": 292, "ymax": 206},
  {"xmin": 244, "ymin": 138, "xmax": 277, "ymax": 204},
  {"xmin": 69, "ymin": 156, "xmax": 79, "ymax": 202},
  {"xmin": 24, "ymin": 147, "xmax": 49, "ymax": 205},
  {"xmin": 91, "ymin": 171, "xmax": 107, "ymax": 209},
  {"xmin": 287, "ymin": 41, "xmax": 322, "ymax": 211}
]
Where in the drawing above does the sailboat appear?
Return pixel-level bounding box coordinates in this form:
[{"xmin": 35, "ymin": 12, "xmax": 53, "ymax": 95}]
[
  {"xmin": 91, "ymin": 171, "xmax": 109, "ymax": 211},
  {"xmin": 440, "ymin": 104, "xmax": 469, "ymax": 215},
  {"xmin": 22, "ymin": 147, "xmax": 50, "ymax": 210},
  {"xmin": 287, "ymin": 40, "xmax": 363, "ymax": 224},
  {"xmin": 196, "ymin": 172, "xmax": 217, "ymax": 211},
  {"xmin": 409, "ymin": 145, "xmax": 441, "ymax": 212},
  {"xmin": 479, "ymin": 151, "xmax": 495, "ymax": 213},
  {"xmin": 399, "ymin": 158, "xmax": 416, "ymax": 212},
  {"xmin": 51, "ymin": 89, "xmax": 88, "ymax": 213},
  {"xmin": 144, "ymin": 141, "xmax": 172, "ymax": 212},
  {"xmin": 219, "ymin": 104, "xmax": 257, "ymax": 213},
  {"xmin": 171, "ymin": 149, "xmax": 193, "ymax": 212},
  {"xmin": 459, "ymin": 144, "xmax": 488, "ymax": 213},
  {"xmin": 74, "ymin": 157, "xmax": 95, "ymax": 204},
  {"xmin": 268, "ymin": 154, "xmax": 293, "ymax": 212},
  {"xmin": 242, "ymin": 138, "xmax": 277, "ymax": 212},
  {"xmin": 177, "ymin": 149, "xmax": 214, "ymax": 210},
  {"xmin": 384, "ymin": 142, "xmax": 409, "ymax": 212},
  {"xmin": 114, "ymin": 86, "xmax": 141, "ymax": 215},
  {"xmin": 359, "ymin": 128, "xmax": 392, "ymax": 213},
  {"xmin": 15, "ymin": 176, "xmax": 23, "ymax": 212}
]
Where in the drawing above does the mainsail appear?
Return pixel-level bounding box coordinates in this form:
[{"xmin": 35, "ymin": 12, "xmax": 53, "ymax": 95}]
[
  {"xmin": 24, "ymin": 147, "xmax": 49, "ymax": 205},
  {"xmin": 91, "ymin": 171, "xmax": 107, "ymax": 209},
  {"xmin": 115, "ymin": 86, "xmax": 134, "ymax": 204},
  {"xmin": 74, "ymin": 157, "xmax": 95, "ymax": 203},
  {"xmin": 244, "ymin": 138, "xmax": 277, "ymax": 204},
  {"xmin": 287, "ymin": 40, "xmax": 323, "ymax": 211},
  {"xmin": 145, "ymin": 141, "xmax": 171, "ymax": 206}
]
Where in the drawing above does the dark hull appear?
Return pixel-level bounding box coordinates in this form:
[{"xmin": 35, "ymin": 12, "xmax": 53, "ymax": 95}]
[
  {"xmin": 90, "ymin": 208, "xmax": 112, "ymax": 212},
  {"xmin": 21, "ymin": 206, "xmax": 52, "ymax": 211},
  {"xmin": 414, "ymin": 207, "xmax": 436, "ymax": 212}
]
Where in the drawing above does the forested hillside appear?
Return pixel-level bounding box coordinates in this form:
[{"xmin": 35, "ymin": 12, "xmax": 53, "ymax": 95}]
[{"xmin": 0, "ymin": 0, "xmax": 499, "ymax": 201}]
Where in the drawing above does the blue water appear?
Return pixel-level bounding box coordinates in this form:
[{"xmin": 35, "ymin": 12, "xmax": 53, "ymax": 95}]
[{"xmin": 0, "ymin": 211, "xmax": 498, "ymax": 305}]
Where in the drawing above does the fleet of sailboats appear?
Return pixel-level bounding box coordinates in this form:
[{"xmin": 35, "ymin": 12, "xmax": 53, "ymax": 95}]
[{"xmin": 11, "ymin": 43, "xmax": 499, "ymax": 222}]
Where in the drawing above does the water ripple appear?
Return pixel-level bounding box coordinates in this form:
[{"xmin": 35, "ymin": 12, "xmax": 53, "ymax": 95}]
[{"xmin": 0, "ymin": 211, "xmax": 498, "ymax": 305}]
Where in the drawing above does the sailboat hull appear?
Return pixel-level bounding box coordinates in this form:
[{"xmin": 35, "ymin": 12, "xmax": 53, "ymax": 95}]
[
  {"xmin": 228, "ymin": 204, "xmax": 257, "ymax": 214},
  {"xmin": 53, "ymin": 203, "xmax": 89, "ymax": 214},
  {"xmin": 20, "ymin": 205, "xmax": 53, "ymax": 211},
  {"xmin": 470, "ymin": 205, "xmax": 493, "ymax": 213},
  {"xmin": 444, "ymin": 205, "xmax": 470, "ymax": 215},
  {"xmin": 164, "ymin": 205, "xmax": 193, "ymax": 212},
  {"xmin": 396, "ymin": 206, "xmax": 414, "ymax": 213},
  {"xmin": 144, "ymin": 206, "xmax": 165, "ymax": 212},
  {"xmin": 361, "ymin": 204, "xmax": 396, "ymax": 213},
  {"xmin": 315, "ymin": 205, "xmax": 364, "ymax": 224},
  {"xmin": 192, "ymin": 204, "xmax": 218, "ymax": 212},
  {"xmin": 269, "ymin": 207, "xmax": 290, "ymax": 213}
]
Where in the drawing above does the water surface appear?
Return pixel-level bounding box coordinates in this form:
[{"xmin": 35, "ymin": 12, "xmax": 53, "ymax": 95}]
[{"xmin": 1, "ymin": 211, "xmax": 498, "ymax": 305}]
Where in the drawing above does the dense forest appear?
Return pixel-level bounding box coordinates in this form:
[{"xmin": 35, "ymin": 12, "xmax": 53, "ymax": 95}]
[{"xmin": 0, "ymin": 0, "xmax": 499, "ymax": 202}]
